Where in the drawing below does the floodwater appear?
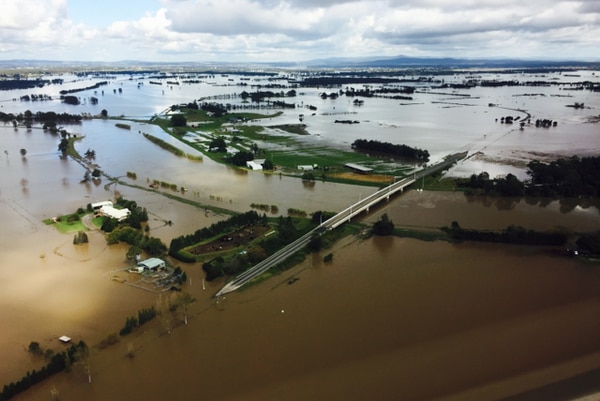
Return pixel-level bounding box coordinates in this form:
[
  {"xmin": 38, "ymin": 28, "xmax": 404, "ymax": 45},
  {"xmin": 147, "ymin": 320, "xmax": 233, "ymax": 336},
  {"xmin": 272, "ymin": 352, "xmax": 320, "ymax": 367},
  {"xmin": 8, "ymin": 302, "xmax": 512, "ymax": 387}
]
[
  {"xmin": 1, "ymin": 69, "xmax": 600, "ymax": 400},
  {"xmin": 3, "ymin": 187, "xmax": 600, "ymax": 401}
]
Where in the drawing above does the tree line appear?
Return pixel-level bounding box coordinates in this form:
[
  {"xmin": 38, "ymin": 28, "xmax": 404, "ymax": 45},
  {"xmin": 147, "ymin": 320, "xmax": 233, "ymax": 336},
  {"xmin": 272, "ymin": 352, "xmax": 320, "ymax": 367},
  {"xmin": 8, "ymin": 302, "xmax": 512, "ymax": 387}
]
[
  {"xmin": 442, "ymin": 221, "xmax": 567, "ymax": 246},
  {"xmin": 351, "ymin": 139, "xmax": 430, "ymax": 162},
  {"xmin": 0, "ymin": 341, "xmax": 88, "ymax": 401},
  {"xmin": 0, "ymin": 110, "xmax": 82, "ymax": 124},
  {"xmin": 0, "ymin": 78, "xmax": 62, "ymax": 91},
  {"xmin": 201, "ymin": 215, "xmax": 311, "ymax": 281},
  {"xmin": 169, "ymin": 211, "xmax": 267, "ymax": 259},
  {"xmin": 457, "ymin": 156, "xmax": 600, "ymax": 198}
]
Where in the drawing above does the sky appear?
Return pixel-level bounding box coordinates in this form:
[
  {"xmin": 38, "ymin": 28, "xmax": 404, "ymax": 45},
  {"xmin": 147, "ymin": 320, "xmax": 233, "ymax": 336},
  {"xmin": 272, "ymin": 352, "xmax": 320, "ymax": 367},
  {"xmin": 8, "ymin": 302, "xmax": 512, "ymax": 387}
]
[{"xmin": 0, "ymin": 0, "xmax": 598, "ymax": 63}]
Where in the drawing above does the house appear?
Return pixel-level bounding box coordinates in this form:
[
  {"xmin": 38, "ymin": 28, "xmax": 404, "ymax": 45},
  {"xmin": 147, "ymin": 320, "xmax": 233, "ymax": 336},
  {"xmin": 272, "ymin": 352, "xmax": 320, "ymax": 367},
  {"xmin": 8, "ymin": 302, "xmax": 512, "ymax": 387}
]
[
  {"xmin": 58, "ymin": 335, "xmax": 71, "ymax": 343},
  {"xmin": 247, "ymin": 159, "xmax": 266, "ymax": 171},
  {"xmin": 344, "ymin": 163, "xmax": 373, "ymax": 174},
  {"xmin": 137, "ymin": 258, "xmax": 166, "ymax": 271},
  {"xmin": 91, "ymin": 200, "xmax": 113, "ymax": 210},
  {"xmin": 99, "ymin": 205, "xmax": 130, "ymax": 221}
]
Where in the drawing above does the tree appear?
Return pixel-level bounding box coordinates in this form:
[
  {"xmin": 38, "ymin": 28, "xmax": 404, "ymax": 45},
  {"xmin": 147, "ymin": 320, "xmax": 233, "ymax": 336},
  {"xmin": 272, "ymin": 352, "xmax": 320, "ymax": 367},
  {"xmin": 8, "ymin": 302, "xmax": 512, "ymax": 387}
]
[
  {"xmin": 373, "ymin": 213, "xmax": 394, "ymax": 236},
  {"xmin": 28, "ymin": 341, "xmax": 43, "ymax": 356},
  {"xmin": 84, "ymin": 148, "xmax": 96, "ymax": 159},
  {"xmin": 126, "ymin": 245, "xmax": 142, "ymax": 260},
  {"xmin": 20, "ymin": 148, "xmax": 27, "ymax": 157},
  {"xmin": 209, "ymin": 137, "xmax": 227, "ymax": 152},
  {"xmin": 302, "ymin": 172, "xmax": 315, "ymax": 181},
  {"xmin": 73, "ymin": 231, "xmax": 89, "ymax": 245},
  {"xmin": 58, "ymin": 138, "xmax": 69, "ymax": 153},
  {"xmin": 307, "ymin": 234, "xmax": 323, "ymax": 252},
  {"xmin": 100, "ymin": 109, "xmax": 108, "ymax": 118},
  {"xmin": 228, "ymin": 150, "xmax": 254, "ymax": 166},
  {"xmin": 262, "ymin": 159, "xmax": 274, "ymax": 170},
  {"xmin": 171, "ymin": 114, "xmax": 187, "ymax": 127}
]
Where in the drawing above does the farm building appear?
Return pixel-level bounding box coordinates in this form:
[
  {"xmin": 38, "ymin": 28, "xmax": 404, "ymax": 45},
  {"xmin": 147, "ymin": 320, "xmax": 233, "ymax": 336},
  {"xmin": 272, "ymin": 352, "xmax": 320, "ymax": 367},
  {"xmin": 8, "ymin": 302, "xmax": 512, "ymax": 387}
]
[
  {"xmin": 137, "ymin": 258, "xmax": 166, "ymax": 271},
  {"xmin": 99, "ymin": 205, "xmax": 130, "ymax": 221},
  {"xmin": 246, "ymin": 159, "xmax": 266, "ymax": 170},
  {"xmin": 344, "ymin": 163, "xmax": 373, "ymax": 174},
  {"xmin": 91, "ymin": 200, "xmax": 113, "ymax": 210}
]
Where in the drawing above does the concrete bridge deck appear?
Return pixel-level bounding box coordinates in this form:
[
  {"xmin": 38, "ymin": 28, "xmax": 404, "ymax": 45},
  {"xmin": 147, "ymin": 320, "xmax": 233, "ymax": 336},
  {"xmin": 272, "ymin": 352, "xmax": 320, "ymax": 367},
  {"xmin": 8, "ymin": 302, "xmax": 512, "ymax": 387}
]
[{"xmin": 215, "ymin": 151, "xmax": 467, "ymax": 297}]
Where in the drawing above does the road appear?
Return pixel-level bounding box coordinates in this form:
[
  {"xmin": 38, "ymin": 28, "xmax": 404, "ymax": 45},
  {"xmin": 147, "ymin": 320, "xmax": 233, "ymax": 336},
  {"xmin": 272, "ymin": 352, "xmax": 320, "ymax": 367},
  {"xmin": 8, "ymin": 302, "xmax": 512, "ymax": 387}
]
[{"xmin": 215, "ymin": 151, "xmax": 468, "ymax": 296}]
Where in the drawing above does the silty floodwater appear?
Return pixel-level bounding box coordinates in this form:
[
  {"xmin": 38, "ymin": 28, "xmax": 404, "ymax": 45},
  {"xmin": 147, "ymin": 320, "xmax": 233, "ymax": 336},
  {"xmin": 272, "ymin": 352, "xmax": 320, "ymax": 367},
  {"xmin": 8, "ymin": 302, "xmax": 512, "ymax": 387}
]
[{"xmin": 1, "ymin": 69, "xmax": 600, "ymax": 400}]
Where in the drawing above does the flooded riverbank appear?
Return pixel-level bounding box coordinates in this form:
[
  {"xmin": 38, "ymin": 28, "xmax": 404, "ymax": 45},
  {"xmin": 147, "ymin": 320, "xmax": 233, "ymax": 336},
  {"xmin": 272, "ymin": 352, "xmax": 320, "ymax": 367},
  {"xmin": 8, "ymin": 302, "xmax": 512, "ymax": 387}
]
[
  {"xmin": 8, "ymin": 234, "xmax": 600, "ymax": 401},
  {"xmin": 3, "ymin": 186, "xmax": 600, "ymax": 400}
]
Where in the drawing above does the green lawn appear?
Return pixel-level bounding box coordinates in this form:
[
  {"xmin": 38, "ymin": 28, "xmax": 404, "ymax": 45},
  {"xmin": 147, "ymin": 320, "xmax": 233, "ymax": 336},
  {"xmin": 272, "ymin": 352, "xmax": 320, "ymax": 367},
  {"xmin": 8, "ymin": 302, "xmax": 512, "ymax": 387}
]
[
  {"xmin": 149, "ymin": 108, "xmax": 423, "ymax": 185},
  {"xmin": 44, "ymin": 213, "xmax": 88, "ymax": 234}
]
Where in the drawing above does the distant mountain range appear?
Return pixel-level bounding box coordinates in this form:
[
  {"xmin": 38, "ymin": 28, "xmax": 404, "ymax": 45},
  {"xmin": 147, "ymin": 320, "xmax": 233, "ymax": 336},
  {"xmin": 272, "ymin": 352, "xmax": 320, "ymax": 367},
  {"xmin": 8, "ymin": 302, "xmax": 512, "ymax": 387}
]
[
  {"xmin": 1, "ymin": 56, "xmax": 599, "ymax": 71},
  {"xmin": 284, "ymin": 55, "xmax": 600, "ymax": 69}
]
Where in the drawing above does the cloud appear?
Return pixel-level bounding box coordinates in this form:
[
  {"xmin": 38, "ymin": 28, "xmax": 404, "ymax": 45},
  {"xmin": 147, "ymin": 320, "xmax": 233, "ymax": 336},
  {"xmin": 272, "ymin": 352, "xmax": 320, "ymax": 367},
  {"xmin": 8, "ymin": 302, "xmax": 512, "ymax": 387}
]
[{"xmin": 0, "ymin": 0, "xmax": 597, "ymax": 62}]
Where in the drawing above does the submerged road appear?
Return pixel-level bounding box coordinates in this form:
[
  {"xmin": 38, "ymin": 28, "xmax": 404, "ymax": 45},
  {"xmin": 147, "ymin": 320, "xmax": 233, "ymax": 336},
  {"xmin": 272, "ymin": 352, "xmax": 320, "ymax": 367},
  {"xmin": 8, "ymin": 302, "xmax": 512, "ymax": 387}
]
[{"xmin": 215, "ymin": 151, "xmax": 468, "ymax": 297}]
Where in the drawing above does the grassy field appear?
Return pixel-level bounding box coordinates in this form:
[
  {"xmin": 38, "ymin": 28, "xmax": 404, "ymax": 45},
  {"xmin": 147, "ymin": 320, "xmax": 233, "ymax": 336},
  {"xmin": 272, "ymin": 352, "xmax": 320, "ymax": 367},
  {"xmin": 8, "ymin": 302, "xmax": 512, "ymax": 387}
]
[
  {"xmin": 44, "ymin": 213, "xmax": 88, "ymax": 234},
  {"xmin": 149, "ymin": 108, "xmax": 421, "ymax": 185}
]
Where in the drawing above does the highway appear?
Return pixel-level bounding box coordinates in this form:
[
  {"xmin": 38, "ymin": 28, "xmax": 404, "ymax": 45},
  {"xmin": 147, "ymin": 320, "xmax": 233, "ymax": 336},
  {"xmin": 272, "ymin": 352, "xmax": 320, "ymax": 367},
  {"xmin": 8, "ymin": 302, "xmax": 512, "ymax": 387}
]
[{"xmin": 215, "ymin": 151, "xmax": 467, "ymax": 297}]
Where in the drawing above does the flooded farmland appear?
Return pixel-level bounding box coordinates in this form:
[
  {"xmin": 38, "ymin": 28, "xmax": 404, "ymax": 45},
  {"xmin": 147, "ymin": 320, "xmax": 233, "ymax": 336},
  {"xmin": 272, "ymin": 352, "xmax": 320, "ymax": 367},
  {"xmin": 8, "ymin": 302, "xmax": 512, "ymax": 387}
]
[{"xmin": 1, "ymin": 68, "xmax": 600, "ymax": 400}]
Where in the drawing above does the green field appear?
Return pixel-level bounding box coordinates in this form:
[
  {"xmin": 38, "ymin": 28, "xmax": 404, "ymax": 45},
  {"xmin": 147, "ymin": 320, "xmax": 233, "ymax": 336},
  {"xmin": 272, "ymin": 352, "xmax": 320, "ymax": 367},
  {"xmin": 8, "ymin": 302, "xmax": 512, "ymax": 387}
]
[{"xmin": 150, "ymin": 107, "xmax": 418, "ymax": 183}]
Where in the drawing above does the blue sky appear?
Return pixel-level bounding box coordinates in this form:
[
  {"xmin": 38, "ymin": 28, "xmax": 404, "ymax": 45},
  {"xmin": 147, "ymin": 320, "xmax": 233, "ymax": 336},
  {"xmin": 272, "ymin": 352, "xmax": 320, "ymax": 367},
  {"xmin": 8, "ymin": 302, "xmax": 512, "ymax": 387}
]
[{"xmin": 0, "ymin": 0, "xmax": 598, "ymax": 63}]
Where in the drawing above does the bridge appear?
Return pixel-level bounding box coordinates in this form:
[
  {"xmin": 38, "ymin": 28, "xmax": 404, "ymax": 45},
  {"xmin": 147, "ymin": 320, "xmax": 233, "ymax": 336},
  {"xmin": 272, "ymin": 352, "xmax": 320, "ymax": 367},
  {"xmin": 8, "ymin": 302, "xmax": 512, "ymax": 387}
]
[{"xmin": 215, "ymin": 151, "xmax": 468, "ymax": 297}]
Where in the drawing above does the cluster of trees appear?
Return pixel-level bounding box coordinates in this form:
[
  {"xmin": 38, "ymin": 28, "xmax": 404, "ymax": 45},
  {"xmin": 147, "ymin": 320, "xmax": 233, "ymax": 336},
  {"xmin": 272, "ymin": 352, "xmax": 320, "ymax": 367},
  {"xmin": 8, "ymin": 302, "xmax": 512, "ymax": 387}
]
[
  {"xmin": 0, "ymin": 78, "xmax": 61, "ymax": 90},
  {"xmin": 344, "ymin": 86, "xmax": 415, "ymax": 98},
  {"xmin": 170, "ymin": 114, "xmax": 187, "ymax": 127},
  {"xmin": 240, "ymin": 90, "xmax": 296, "ymax": 102},
  {"xmin": 442, "ymin": 221, "xmax": 567, "ymax": 246},
  {"xmin": 61, "ymin": 95, "xmax": 80, "ymax": 105},
  {"xmin": 116, "ymin": 197, "xmax": 149, "ymax": 229},
  {"xmin": 527, "ymin": 156, "xmax": 600, "ymax": 197},
  {"xmin": 373, "ymin": 213, "xmax": 395, "ymax": 235},
  {"xmin": 457, "ymin": 156, "xmax": 600, "ymax": 198},
  {"xmin": 351, "ymin": 139, "xmax": 430, "ymax": 162},
  {"xmin": 1, "ymin": 341, "xmax": 87, "ymax": 401},
  {"xmin": 201, "ymin": 216, "xmax": 308, "ymax": 281},
  {"xmin": 104, "ymin": 226, "xmax": 167, "ymax": 256},
  {"xmin": 534, "ymin": 118, "xmax": 557, "ymax": 128},
  {"xmin": 576, "ymin": 232, "xmax": 600, "ymax": 255},
  {"xmin": 178, "ymin": 101, "xmax": 230, "ymax": 117},
  {"xmin": 119, "ymin": 307, "xmax": 157, "ymax": 336},
  {"xmin": 226, "ymin": 150, "xmax": 255, "ymax": 167},
  {"xmin": 0, "ymin": 110, "xmax": 82, "ymax": 125},
  {"xmin": 299, "ymin": 77, "xmax": 403, "ymax": 86},
  {"xmin": 19, "ymin": 94, "xmax": 52, "ymax": 102},
  {"xmin": 94, "ymin": 197, "xmax": 164, "ymax": 256},
  {"xmin": 209, "ymin": 137, "xmax": 227, "ymax": 152},
  {"xmin": 73, "ymin": 231, "xmax": 89, "ymax": 245},
  {"xmin": 456, "ymin": 172, "xmax": 524, "ymax": 197},
  {"xmin": 169, "ymin": 211, "xmax": 267, "ymax": 258},
  {"xmin": 59, "ymin": 81, "xmax": 107, "ymax": 95}
]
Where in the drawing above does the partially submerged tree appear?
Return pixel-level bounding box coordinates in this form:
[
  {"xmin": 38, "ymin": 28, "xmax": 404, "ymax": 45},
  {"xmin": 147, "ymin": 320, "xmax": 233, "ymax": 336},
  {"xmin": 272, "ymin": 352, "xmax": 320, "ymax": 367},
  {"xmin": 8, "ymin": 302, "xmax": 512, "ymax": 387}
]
[{"xmin": 373, "ymin": 213, "xmax": 394, "ymax": 236}]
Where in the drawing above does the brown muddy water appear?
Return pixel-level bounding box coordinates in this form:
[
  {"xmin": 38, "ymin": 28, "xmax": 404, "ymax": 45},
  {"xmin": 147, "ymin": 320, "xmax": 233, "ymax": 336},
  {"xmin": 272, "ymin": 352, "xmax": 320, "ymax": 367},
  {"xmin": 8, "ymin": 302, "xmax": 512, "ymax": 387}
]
[{"xmin": 4, "ymin": 190, "xmax": 600, "ymax": 401}]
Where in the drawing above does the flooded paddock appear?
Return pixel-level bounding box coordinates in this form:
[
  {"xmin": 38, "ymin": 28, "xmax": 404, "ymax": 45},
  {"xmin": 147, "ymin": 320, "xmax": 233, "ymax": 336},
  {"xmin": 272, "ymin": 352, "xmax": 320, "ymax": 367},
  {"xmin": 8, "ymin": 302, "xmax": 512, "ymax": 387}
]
[
  {"xmin": 3, "ymin": 187, "xmax": 600, "ymax": 401},
  {"xmin": 9, "ymin": 234, "xmax": 600, "ymax": 401}
]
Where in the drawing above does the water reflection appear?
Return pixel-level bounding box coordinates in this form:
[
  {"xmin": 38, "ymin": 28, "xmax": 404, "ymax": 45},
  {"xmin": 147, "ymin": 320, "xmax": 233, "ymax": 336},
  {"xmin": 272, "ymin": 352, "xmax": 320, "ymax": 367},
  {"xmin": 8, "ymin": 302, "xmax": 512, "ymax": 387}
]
[
  {"xmin": 465, "ymin": 194, "xmax": 522, "ymax": 211},
  {"xmin": 466, "ymin": 193, "xmax": 600, "ymax": 215}
]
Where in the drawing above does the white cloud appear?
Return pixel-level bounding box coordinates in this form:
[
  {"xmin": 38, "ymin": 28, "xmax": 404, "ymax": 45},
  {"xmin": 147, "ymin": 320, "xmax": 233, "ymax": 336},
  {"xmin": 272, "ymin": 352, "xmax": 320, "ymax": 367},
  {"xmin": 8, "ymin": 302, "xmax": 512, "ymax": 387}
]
[{"xmin": 0, "ymin": 0, "xmax": 597, "ymax": 62}]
